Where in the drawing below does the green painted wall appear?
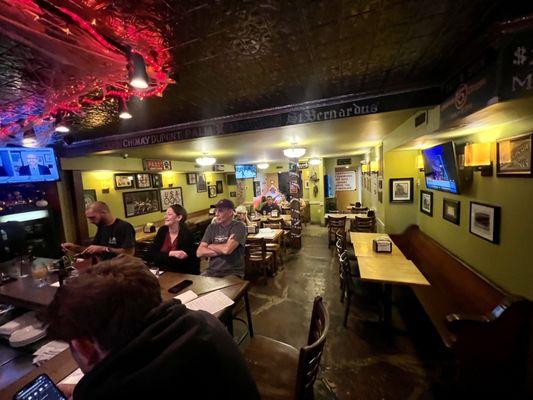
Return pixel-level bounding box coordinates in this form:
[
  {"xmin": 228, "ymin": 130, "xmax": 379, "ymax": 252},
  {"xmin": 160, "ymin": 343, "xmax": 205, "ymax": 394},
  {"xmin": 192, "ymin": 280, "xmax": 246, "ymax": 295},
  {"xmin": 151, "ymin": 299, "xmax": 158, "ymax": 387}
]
[{"xmin": 301, "ymin": 161, "xmax": 325, "ymax": 224}]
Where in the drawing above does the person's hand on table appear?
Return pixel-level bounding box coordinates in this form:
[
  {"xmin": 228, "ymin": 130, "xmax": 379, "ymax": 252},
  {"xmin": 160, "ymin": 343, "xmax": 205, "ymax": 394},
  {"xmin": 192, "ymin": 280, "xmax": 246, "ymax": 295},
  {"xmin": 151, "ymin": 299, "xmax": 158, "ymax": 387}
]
[
  {"xmin": 61, "ymin": 242, "xmax": 78, "ymax": 252},
  {"xmin": 82, "ymin": 245, "xmax": 107, "ymax": 255},
  {"xmin": 57, "ymin": 383, "xmax": 75, "ymax": 399},
  {"xmin": 169, "ymin": 250, "xmax": 188, "ymax": 259}
]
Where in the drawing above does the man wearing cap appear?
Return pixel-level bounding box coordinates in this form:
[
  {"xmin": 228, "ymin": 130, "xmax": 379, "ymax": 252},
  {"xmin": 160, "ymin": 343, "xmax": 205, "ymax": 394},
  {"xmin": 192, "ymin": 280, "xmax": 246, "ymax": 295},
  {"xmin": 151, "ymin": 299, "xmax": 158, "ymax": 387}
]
[{"xmin": 197, "ymin": 199, "xmax": 247, "ymax": 278}]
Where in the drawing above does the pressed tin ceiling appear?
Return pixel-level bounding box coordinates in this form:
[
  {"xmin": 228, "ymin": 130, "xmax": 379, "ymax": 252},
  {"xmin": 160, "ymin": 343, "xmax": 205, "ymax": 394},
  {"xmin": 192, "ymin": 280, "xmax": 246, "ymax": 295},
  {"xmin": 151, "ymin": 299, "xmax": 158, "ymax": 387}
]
[{"xmin": 1, "ymin": 0, "xmax": 530, "ymax": 144}]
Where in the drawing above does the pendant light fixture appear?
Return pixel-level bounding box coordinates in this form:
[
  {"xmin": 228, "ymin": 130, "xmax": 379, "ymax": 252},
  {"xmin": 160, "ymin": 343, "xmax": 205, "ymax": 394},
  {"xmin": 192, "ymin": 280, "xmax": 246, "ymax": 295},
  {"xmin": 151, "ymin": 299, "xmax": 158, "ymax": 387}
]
[
  {"xmin": 283, "ymin": 143, "xmax": 306, "ymax": 158},
  {"xmin": 128, "ymin": 52, "xmax": 149, "ymax": 89},
  {"xmin": 54, "ymin": 113, "xmax": 70, "ymax": 133},
  {"xmin": 196, "ymin": 153, "xmax": 216, "ymax": 166},
  {"xmin": 22, "ymin": 128, "xmax": 37, "ymax": 147},
  {"xmin": 118, "ymin": 98, "xmax": 132, "ymax": 119}
]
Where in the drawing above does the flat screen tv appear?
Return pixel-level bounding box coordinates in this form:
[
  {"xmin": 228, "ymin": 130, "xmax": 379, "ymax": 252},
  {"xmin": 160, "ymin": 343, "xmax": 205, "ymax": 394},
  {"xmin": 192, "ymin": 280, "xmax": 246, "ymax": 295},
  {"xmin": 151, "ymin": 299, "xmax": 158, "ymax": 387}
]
[
  {"xmin": 235, "ymin": 164, "xmax": 257, "ymax": 179},
  {"xmin": 0, "ymin": 147, "xmax": 60, "ymax": 184},
  {"xmin": 422, "ymin": 142, "xmax": 460, "ymax": 194}
]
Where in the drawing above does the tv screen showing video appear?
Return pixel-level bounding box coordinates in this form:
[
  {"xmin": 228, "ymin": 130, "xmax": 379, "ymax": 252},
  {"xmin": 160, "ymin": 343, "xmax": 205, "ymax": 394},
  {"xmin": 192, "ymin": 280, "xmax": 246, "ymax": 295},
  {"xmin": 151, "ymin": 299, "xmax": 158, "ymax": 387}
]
[
  {"xmin": 235, "ymin": 164, "xmax": 257, "ymax": 179},
  {"xmin": 422, "ymin": 142, "xmax": 460, "ymax": 194},
  {"xmin": 0, "ymin": 147, "xmax": 60, "ymax": 184}
]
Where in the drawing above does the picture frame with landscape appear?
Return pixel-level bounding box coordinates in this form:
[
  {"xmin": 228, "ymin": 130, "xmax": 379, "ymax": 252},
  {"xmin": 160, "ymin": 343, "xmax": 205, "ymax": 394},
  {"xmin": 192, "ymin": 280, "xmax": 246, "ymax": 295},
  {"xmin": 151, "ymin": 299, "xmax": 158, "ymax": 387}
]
[
  {"xmin": 389, "ymin": 178, "xmax": 413, "ymax": 203},
  {"xmin": 420, "ymin": 190, "xmax": 433, "ymax": 216},
  {"xmin": 114, "ymin": 173, "xmax": 135, "ymax": 190},
  {"xmin": 469, "ymin": 202, "xmax": 500, "ymax": 244},
  {"xmin": 442, "ymin": 198, "xmax": 460, "ymax": 225},
  {"xmin": 123, "ymin": 190, "xmax": 160, "ymax": 218},
  {"xmin": 496, "ymin": 133, "xmax": 532, "ymax": 176}
]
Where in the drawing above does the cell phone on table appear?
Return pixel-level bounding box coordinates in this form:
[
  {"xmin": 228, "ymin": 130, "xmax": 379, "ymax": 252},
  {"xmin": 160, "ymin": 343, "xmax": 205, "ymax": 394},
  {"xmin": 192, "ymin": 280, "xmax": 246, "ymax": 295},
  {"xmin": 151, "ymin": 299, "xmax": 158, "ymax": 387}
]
[
  {"xmin": 168, "ymin": 279, "xmax": 193, "ymax": 294},
  {"xmin": 13, "ymin": 373, "xmax": 67, "ymax": 400}
]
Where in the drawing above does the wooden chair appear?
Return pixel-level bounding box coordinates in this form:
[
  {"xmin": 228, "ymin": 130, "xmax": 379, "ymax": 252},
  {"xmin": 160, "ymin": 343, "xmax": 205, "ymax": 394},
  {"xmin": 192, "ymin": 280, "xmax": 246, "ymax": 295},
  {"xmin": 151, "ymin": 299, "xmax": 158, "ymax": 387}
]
[
  {"xmin": 339, "ymin": 251, "xmax": 360, "ymax": 327},
  {"xmin": 268, "ymin": 218, "xmax": 291, "ymax": 254},
  {"xmin": 260, "ymin": 223, "xmax": 284, "ymax": 269},
  {"xmin": 350, "ymin": 216, "xmax": 376, "ymax": 232},
  {"xmin": 326, "ymin": 216, "xmax": 346, "ymax": 247},
  {"xmin": 245, "ymin": 238, "xmax": 275, "ymax": 284},
  {"xmin": 244, "ymin": 296, "xmax": 330, "ymax": 400},
  {"xmin": 351, "ymin": 206, "xmax": 368, "ymax": 214}
]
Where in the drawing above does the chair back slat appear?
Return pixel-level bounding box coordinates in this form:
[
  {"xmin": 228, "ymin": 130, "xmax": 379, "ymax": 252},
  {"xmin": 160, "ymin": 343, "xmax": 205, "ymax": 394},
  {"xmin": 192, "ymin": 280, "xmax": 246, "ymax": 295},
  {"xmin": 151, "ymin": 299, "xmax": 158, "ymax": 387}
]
[
  {"xmin": 326, "ymin": 216, "xmax": 346, "ymax": 228},
  {"xmin": 350, "ymin": 216, "xmax": 376, "ymax": 232},
  {"xmin": 294, "ymin": 296, "xmax": 329, "ymax": 400}
]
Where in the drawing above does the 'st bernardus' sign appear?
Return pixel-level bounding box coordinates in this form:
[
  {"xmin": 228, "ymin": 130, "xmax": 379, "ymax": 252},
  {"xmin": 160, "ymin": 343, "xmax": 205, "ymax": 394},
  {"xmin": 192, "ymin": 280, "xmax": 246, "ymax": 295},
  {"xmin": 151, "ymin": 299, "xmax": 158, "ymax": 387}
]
[{"xmin": 61, "ymin": 88, "xmax": 439, "ymax": 157}]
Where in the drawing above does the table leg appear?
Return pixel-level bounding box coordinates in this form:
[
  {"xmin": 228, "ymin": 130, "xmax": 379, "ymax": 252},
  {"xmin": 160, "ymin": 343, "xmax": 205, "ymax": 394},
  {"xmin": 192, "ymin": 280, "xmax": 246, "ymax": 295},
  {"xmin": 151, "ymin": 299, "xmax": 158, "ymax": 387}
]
[
  {"xmin": 244, "ymin": 291, "xmax": 254, "ymax": 338},
  {"xmin": 382, "ymin": 283, "xmax": 392, "ymax": 331}
]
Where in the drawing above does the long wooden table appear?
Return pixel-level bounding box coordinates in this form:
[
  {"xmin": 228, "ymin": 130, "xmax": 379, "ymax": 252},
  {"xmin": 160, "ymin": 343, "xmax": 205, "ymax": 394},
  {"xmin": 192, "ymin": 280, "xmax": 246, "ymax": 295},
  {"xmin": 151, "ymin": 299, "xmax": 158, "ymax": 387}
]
[
  {"xmin": 247, "ymin": 228, "xmax": 283, "ymax": 243},
  {"xmin": 0, "ymin": 272, "xmax": 252, "ymax": 397},
  {"xmin": 349, "ymin": 232, "xmax": 429, "ymax": 329}
]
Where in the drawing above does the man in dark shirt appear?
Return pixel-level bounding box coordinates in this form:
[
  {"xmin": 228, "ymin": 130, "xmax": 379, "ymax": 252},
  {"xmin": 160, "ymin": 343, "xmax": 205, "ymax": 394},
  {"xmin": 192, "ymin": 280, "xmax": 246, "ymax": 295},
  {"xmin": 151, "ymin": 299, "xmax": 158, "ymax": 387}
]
[
  {"xmin": 18, "ymin": 153, "xmax": 51, "ymax": 176},
  {"xmin": 45, "ymin": 256, "xmax": 260, "ymax": 399},
  {"xmin": 62, "ymin": 201, "xmax": 135, "ymax": 259},
  {"xmin": 259, "ymin": 196, "xmax": 281, "ymax": 215},
  {"xmin": 197, "ymin": 199, "xmax": 247, "ymax": 277}
]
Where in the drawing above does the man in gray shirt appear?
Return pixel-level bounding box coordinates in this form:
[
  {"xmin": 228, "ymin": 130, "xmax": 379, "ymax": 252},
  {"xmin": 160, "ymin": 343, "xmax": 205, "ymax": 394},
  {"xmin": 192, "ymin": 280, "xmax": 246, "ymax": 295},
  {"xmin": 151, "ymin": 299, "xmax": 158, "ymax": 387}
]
[{"xmin": 197, "ymin": 199, "xmax": 247, "ymax": 277}]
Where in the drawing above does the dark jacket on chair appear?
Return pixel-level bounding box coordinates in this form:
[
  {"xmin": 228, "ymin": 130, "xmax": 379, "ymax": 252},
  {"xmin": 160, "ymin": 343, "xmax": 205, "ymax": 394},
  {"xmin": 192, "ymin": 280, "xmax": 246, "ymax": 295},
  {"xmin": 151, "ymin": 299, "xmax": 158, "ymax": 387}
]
[{"xmin": 145, "ymin": 225, "xmax": 199, "ymax": 274}]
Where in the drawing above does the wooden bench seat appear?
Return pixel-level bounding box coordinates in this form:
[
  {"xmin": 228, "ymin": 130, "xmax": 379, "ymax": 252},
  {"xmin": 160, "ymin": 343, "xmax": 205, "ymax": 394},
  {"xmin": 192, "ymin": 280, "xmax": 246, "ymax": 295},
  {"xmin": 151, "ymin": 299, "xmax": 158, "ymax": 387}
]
[{"xmin": 390, "ymin": 225, "xmax": 531, "ymax": 386}]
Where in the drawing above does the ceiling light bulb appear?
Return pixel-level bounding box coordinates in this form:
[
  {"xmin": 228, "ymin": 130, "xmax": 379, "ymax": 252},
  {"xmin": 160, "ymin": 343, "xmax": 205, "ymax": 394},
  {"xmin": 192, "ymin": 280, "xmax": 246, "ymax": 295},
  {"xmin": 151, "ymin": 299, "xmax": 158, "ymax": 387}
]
[
  {"xmin": 55, "ymin": 125, "xmax": 70, "ymax": 133},
  {"xmin": 118, "ymin": 99, "xmax": 132, "ymax": 119},
  {"xmin": 309, "ymin": 158, "xmax": 321, "ymax": 165},
  {"xmin": 196, "ymin": 154, "xmax": 216, "ymax": 166},
  {"xmin": 119, "ymin": 111, "xmax": 132, "ymax": 119},
  {"xmin": 257, "ymin": 163, "xmax": 269, "ymax": 169}
]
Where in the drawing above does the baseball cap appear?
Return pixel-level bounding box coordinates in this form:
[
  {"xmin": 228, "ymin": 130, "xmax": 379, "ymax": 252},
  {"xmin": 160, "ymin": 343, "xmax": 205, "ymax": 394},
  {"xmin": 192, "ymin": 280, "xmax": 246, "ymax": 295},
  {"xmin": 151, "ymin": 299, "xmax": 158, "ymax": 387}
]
[{"xmin": 214, "ymin": 199, "xmax": 235, "ymax": 210}]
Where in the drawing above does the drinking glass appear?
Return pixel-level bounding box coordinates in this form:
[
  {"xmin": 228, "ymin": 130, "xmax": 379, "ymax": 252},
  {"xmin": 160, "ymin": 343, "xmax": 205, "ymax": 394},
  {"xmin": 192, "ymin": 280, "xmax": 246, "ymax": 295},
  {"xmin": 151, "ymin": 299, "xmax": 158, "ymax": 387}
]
[{"xmin": 31, "ymin": 263, "xmax": 49, "ymax": 287}]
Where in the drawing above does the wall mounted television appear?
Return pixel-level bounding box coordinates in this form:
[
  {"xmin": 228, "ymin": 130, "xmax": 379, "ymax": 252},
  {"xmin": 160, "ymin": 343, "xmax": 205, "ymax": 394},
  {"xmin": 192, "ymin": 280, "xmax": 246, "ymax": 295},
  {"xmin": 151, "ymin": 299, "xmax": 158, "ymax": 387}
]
[
  {"xmin": 422, "ymin": 142, "xmax": 461, "ymax": 194},
  {"xmin": 0, "ymin": 147, "xmax": 60, "ymax": 184},
  {"xmin": 235, "ymin": 164, "xmax": 257, "ymax": 179}
]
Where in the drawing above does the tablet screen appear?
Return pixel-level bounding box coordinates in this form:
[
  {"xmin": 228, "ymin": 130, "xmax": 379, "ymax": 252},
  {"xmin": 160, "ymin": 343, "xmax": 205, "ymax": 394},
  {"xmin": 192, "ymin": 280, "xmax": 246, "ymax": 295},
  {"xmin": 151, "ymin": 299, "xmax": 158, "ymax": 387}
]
[{"xmin": 13, "ymin": 374, "xmax": 66, "ymax": 400}]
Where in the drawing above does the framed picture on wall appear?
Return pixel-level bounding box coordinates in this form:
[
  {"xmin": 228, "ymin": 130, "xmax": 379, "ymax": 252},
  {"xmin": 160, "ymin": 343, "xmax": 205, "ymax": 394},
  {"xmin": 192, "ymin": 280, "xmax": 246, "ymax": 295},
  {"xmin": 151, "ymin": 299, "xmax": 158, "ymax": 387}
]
[
  {"xmin": 114, "ymin": 173, "xmax": 135, "ymax": 190},
  {"xmin": 216, "ymin": 180, "xmax": 223, "ymax": 194},
  {"xmin": 389, "ymin": 178, "xmax": 413, "ymax": 203},
  {"xmin": 442, "ymin": 198, "xmax": 460, "ymax": 225},
  {"xmin": 135, "ymin": 173, "xmax": 152, "ymax": 189},
  {"xmin": 123, "ymin": 190, "xmax": 160, "ymax": 218},
  {"xmin": 230, "ymin": 191, "xmax": 237, "ymax": 197},
  {"xmin": 151, "ymin": 174, "xmax": 163, "ymax": 188},
  {"xmin": 496, "ymin": 133, "xmax": 532, "ymax": 176},
  {"xmin": 186, "ymin": 173, "xmax": 197, "ymax": 185},
  {"xmin": 196, "ymin": 174, "xmax": 207, "ymax": 192},
  {"xmin": 253, "ymin": 181, "xmax": 261, "ymax": 197},
  {"xmin": 160, "ymin": 187, "xmax": 183, "ymax": 209},
  {"xmin": 208, "ymin": 185, "xmax": 217, "ymax": 198},
  {"xmin": 83, "ymin": 189, "xmax": 97, "ymax": 209},
  {"xmin": 420, "ymin": 190, "xmax": 433, "ymax": 216},
  {"xmin": 469, "ymin": 202, "xmax": 501, "ymax": 244}
]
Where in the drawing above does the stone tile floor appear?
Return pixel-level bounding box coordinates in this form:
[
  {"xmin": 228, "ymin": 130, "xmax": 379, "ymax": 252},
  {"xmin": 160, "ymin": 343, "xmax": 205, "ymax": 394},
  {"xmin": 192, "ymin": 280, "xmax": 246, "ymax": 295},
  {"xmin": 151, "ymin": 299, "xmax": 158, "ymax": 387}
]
[{"xmin": 236, "ymin": 225, "xmax": 454, "ymax": 400}]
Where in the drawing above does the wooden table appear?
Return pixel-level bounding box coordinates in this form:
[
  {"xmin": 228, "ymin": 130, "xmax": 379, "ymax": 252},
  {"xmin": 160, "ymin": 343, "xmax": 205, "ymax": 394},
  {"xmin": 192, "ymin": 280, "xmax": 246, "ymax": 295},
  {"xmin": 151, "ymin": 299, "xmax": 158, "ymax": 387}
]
[
  {"xmin": 257, "ymin": 214, "xmax": 291, "ymax": 223},
  {"xmin": 247, "ymin": 229, "xmax": 283, "ymax": 243},
  {"xmin": 0, "ymin": 272, "xmax": 253, "ymax": 397},
  {"xmin": 349, "ymin": 232, "xmax": 429, "ymax": 329}
]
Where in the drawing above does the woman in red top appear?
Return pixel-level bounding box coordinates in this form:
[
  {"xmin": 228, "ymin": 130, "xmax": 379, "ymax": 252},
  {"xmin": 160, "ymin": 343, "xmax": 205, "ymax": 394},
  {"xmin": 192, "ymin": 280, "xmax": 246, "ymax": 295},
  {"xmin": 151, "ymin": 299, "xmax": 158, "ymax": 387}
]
[{"xmin": 145, "ymin": 204, "xmax": 199, "ymax": 274}]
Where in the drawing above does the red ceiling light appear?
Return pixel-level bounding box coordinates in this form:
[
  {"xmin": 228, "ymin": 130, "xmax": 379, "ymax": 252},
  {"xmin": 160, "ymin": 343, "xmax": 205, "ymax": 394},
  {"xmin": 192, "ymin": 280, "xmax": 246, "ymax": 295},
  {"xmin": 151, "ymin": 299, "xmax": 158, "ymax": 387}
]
[{"xmin": 128, "ymin": 52, "xmax": 149, "ymax": 89}]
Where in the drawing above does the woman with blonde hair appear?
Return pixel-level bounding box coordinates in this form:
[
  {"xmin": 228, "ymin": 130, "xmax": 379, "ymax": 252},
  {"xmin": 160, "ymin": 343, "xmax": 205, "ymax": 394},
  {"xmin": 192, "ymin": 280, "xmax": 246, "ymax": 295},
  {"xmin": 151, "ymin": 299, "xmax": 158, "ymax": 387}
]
[{"xmin": 235, "ymin": 205, "xmax": 253, "ymax": 225}]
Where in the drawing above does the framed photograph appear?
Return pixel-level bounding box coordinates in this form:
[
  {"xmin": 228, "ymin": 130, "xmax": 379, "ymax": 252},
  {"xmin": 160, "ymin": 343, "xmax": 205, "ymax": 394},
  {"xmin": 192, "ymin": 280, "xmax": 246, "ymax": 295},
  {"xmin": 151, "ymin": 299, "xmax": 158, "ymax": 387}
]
[
  {"xmin": 83, "ymin": 189, "xmax": 97, "ymax": 209},
  {"xmin": 253, "ymin": 181, "xmax": 261, "ymax": 197},
  {"xmin": 304, "ymin": 180, "xmax": 310, "ymax": 189},
  {"xmin": 151, "ymin": 174, "xmax": 163, "ymax": 188},
  {"xmin": 114, "ymin": 173, "xmax": 135, "ymax": 190},
  {"xmin": 123, "ymin": 190, "xmax": 160, "ymax": 218},
  {"xmin": 186, "ymin": 173, "xmax": 197, "ymax": 185},
  {"xmin": 216, "ymin": 180, "xmax": 223, "ymax": 194},
  {"xmin": 230, "ymin": 191, "xmax": 237, "ymax": 197},
  {"xmin": 443, "ymin": 198, "xmax": 460, "ymax": 225},
  {"xmin": 420, "ymin": 190, "xmax": 433, "ymax": 216},
  {"xmin": 160, "ymin": 187, "xmax": 183, "ymax": 209},
  {"xmin": 196, "ymin": 174, "xmax": 207, "ymax": 192},
  {"xmin": 496, "ymin": 133, "xmax": 532, "ymax": 176},
  {"xmin": 469, "ymin": 202, "xmax": 501, "ymax": 244},
  {"xmin": 135, "ymin": 173, "xmax": 152, "ymax": 189},
  {"xmin": 389, "ymin": 178, "xmax": 413, "ymax": 203},
  {"xmin": 208, "ymin": 185, "xmax": 217, "ymax": 198}
]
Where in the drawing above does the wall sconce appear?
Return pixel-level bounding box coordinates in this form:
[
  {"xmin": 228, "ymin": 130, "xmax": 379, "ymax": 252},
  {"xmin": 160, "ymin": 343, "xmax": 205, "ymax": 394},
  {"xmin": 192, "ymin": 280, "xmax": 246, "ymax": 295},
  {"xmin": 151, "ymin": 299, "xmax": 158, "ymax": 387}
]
[
  {"xmin": 464, "ymin": 142, "xmax": 493, "ymax": 176},
  {"xmin": 100, "ymin": 179, "xmax": 111, "ymax": 193},
  {"xmin": 416, "ymin": 154, "xmax": 425, "ymax": 172},
  {"xmin": 361, "ymin": 163, "xmax": 369, "ymax": 174},
  {"xmin": 370, "ymin": 160, "xmax": 378, "ymax": 174}
]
